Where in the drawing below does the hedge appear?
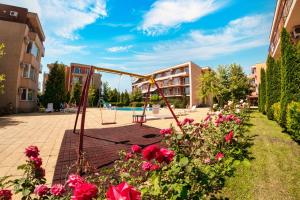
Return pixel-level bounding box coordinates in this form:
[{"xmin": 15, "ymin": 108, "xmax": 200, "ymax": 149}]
[
  {"xmin": 286, "ymin": 101, "xmax": 300, "ymax": 141},
  {"xmin": 259, "ymin": 68, "xmax": 266, "ymax": 114},
  {"xmin": 272, "ymin": 102, "xmax": 281, "ymax": 123}
]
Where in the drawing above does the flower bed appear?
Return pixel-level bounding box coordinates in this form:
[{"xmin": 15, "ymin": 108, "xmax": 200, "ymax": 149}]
[{"xmin": 0, "ymin": 103, "xmax": 250, "ymax": 200}]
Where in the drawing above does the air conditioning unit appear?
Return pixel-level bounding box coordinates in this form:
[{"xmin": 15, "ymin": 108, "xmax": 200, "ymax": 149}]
[
  {"xmin": 292, "ymin": 25, "xmax": 300, "ymax": 39},
  {"xmin": 9, "ymin": 11, "xmax": 18, "ymax": 17}
]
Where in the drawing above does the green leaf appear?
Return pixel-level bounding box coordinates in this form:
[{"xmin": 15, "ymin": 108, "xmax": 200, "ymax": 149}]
[{"xmin": 179, "ymin": 157, "xmax": 189, "ymax": 167}]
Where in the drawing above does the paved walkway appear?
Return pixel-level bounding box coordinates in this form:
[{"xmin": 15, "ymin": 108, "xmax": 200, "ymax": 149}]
[{"xmin": 0, "ymin": 107, "xmax": 209, "ymax": 183}]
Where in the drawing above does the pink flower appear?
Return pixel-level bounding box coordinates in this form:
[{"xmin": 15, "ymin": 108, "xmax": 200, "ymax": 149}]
[
  {"xmin": 142, "ymin": 162, "xmax": 152, "ymax": 171},
  {"xmin": 131, "ymin": 145, "xmax": 142, "ymax": 153},
  {"xmin": 225, "ymin": 130, "xmax": 234, "ymax": 143},
  {"xmin": 142, "ymin": 144, "xmax": 160, "ymax": 161},
  {"xmin": 30, "ymin": 156, "xmax": 42, "ymax": 167},
  {"xmin": 225, "ymin": 114, "xmax": 235, "ymax": 122},
  {"xmin": 24, "ymin": 145, "xmax": 39, "ymax": 158},
  {"xmin": 204, "ymin": 157, "xmax": 211, "ymax": 164},
  {"xmin": 125, "ymin": 152, "xmax": 133, "ymax": 160},
  {"xmin": 50, "ymin": 184, "xmax": 65, "ymax": 197},
  {"xmin": 71, "ymin": 182, "xmax": 98, "ymax": 200},
  {"xmin": 34, "ymin": 184, "xmax": 49, "ymax": 197},
  {"xmin": 106, "ymin": 182, "xmax": 141, "ymax": 200},
  {"xmin": 204, "ymin": 115, "xmax": 211, "ymax": 122},
  {"xmin": 181, "ymin": 118, "xmax": 194, "ymax": 126},
  {"xmin": 67, "ymin": 174, "xmax": 85, "ymax": 188},
  {"xmin": 159, "ymin": 128, "xmax": 172, "ymax": 136},
  {"xmin": 150, "ymin": 164, "xmax": 160, "ymax": 171},
  {"xmin": 156, "ymin": 148, "xmax": 175, "ymax": 164},
  {"xmin": 0, "ymin": 189, "xmax": 12, "ymax": 200},
  {"xmin": 215, "ymin": 152, "xmax": 224, "ymax": 161},
  {"xmin": 235, "ymin": 118, "xmax": 241, "ymax": 124}
]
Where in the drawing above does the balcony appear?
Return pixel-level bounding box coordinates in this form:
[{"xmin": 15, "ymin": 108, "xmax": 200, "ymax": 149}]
[
  {"xmin": 269, "ymin": 0, "xmax": 295, "ymax": 57},
  {"xmin": 23, "ymin": 53, "xmax": 41, "ymax": 72}
]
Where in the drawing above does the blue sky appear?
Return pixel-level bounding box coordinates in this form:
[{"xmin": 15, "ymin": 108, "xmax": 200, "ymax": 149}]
[{"xmin": 2, "ymin": 0, "xmax": 276, "ymax": 91}]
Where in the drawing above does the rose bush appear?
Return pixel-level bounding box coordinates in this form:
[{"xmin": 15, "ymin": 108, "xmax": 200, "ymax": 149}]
[{"xmin": 0, "ymin": 102, "xmax": 250, "ymax": 200}]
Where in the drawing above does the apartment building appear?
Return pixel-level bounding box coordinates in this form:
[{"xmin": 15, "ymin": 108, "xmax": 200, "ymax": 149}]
[
  {"xmin": 269, "ymin": 0, "xmax": 300, "ymax": 58},
  {"xmin": 0, "ymin": 4, "xmax": 45, "ymax": 113},
  {"xmin": 43, "ymin": 63, "xmax": 102, "ymax": 94},
  {"xmin": 248, "ymin": 63, "xmax": 267, "ymax": 106},
  {"xmin": 132, "ymin": 62, "xmax": 212, "ymax": 107}
]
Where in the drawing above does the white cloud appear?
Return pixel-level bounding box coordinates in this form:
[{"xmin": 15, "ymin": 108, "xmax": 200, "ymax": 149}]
[
  {"xmin": 114, "ymin": 34, "xmax": 135, "ymax": 42},
  {"xmin": 106, "ymin": 45, "xmax": 133, "ymax": 53},
  {"xmin": 102, "ymin": 14, "xmax": 272, "ymax": 70},
  {"xmin": 140, "ymin": 0, "xmax": 226, "ymax": 35}
]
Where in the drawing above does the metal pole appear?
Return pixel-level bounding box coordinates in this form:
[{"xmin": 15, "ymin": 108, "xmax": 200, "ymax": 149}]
[
  {"xmin": 141, "ymin": 83, "xmax": 151, "ymax": 125},
  {"xmin": 77, "ymin": 67, "xmax": 94, "ymax": 171},
  {"xmin": 153, "ymin": 80, "xmax": 183, "ymax": 132}
]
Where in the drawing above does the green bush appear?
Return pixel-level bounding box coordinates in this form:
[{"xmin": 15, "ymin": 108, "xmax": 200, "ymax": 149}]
[
  {"xmin": 286, "ymin": 102, "xmax": 300, "ymax": 141},
  {"xmin": 259, "ymin": 68, "xmax": 266, "ymax": 114},
  {"xmin": 272, "ymin": 102, "xmax": 281, "ymax": 123}
]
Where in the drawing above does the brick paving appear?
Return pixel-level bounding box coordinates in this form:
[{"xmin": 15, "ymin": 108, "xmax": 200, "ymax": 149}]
[{"xmin": 0, "ymin": 107, "xmax": 209, "ymax": 184}]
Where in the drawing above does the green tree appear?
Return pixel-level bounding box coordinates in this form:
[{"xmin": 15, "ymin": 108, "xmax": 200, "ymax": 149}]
[
  {"xmin": 228, "ymin": 64, "xmax": 251, "ymax": 102},
  {"xmin": 0, "ymin": 43, "xmax": 5, "ymax": 94},
  {"xmin": 266, "ymin": 56, "xmax": 281, "ymax": 119},
  {"xmin": 88, "ymin": 87, "xmax": 96, "ymax": 107},
  {"xmin": 280, "ymin": 28, "xmax": 300, "ymax": 125},
  {"xmin": 123, "ymin": 90, "xmax": 130, "ymax": 106},
  {"xmin": 130, "ymin": 88, "xmax": 143, "ymax": 102},
  {"xmin": 71, "ymin": 83, "xmax": 81, "ymax": 106},
  {"xmin": 102, "ymin": 81, "xmax": 110, "ymax": 102},
  {"xmin": 44, "ymin": 62, "xmax": 66, "ymax": 110},
  {"xmin": 259, "ymin": 68, "xmax": 266, "ymax": 114},
  {"xmin": 217, "ymin": 66, "xmax": 230, "ymax": 106},
  {"xmin": 108, "ymin": 88, "xmax": 119, "ymax": 102},
  {"xmin": 197, "ymin": 70, "xmax": 220, "ymax": 105},
  {"xmin": 93, "ymin": 88, "xmax": 100, "ymax": 106},
  {"xmin": 65, "ymin": 91, "xmax": 71, "ymax": 103}
]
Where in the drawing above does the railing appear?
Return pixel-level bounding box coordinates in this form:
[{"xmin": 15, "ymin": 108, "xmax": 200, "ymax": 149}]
[{"xmin": 269, "ymin": 0, "xmax": 294, "ymax": 54}]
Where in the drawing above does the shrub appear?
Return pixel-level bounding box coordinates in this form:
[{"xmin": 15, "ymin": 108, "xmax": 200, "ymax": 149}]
[
  {"xmin": 286, "ymin": 102, "xmax": 300, "ymax": 141},
  {"xmin": 129, "ymin": 102, "xmax": 145, "ymax": 107},
  {"xmin": 272, "ymin": 102, "xmax": 281, "ymax": 123},
  {"xmin": 259, "ymin": 68, "xmax": 266, "ymax": 114}
]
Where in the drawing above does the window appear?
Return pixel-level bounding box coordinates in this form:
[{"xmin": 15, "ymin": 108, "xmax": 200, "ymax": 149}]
[
  {"xmin": 23, "ymin": 64, "xmax": 35, "ymax": 80},
  {"xmin": 86, "ymin": 69, "xmax": 90, "ymax": 74},
  {"xmin": 163, "ymin": 80, "xmax": 169, "ymax": 86},
  {"xmin": 174, "ymin": 68, "xmax": 182, "ymax": 74},
  {"xmin": 20, "ymin": 88, "xmax": 34, "ymax": 101},
  {"xmin": 184, "ymin": 77, "xmax": 189, "ymax": 84},
  {"xmin": 74, "ymin": 67, "xmax": 82, "ymax": 74},
  {"xmin": 174, "ymin": 88, "xmax": 180, "ymax": 95},
  {"xmin": 173, "ymin": 77, "xmax": 180, "ymax": 85},
  {"xmin": 26, "ymin": 42, "xmax": 39, "ymax": 58},
  {"xmin": 185, "ymin": 87, "xmax": 190, "ymax": 95},
  {"xmin": 184, "ymin": 67, "xmax": 189, "ymax": 73}
]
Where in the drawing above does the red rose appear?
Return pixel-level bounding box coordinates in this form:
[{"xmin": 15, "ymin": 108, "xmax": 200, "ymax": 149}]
[
  {"xmin": 71, "ymin": 182, "xmax": 98, "ymax": 200},
  {"xmin": 142, "ymin": 144, "xmax": 159, "ymax": 161},
  {"xmin": 215, "ymin": 152, "xmax": 224, "ymax": 161},
  {"xmin": 106, "ymin": 182, "xmax": 141, "ymax": 200},
  {"xmin": 156, "ymin": 148, "xmax": 175, "ymax": 164},
  {"xmin": 159, "ymin": 128, "xmax": 172, "ymax": 136},
  {"xmin": 30, "ymin": 156, "xmax": 42, "ymax": 167},
  {"xmin": 34, "ymin": 184, "xmax": 49, "ymax": 197},
  {"xmin": 67, "ymin": 174, "xmax": 85, "ymax": 188},
  {"xmin": 181, "ymin": 118, "xmax": 194, "ymax": 126},
  {"xmin": 150, "ymin": 164, "xmax": 160, "ymax": 171},
  {"xmin": 0, "ymin": 189, "xmax": 12, "ymax": 200},
  {"xmin": 142, "ymin": 162, "xmax": 152, "ymax": 171},
  {"xmin": 50, "ymin": 184, "xmax": 65, "ymax": 197},
  {"xmin": 131, "ymin": 145, "xmax": 142, "ymax": 153},
  {"xmin": 225, "ymin": 130, "xmax": 234, "ymax": 143},
  {"xmin": 24, "ymin": 145, "xmax": 39, "ymax": 158}
]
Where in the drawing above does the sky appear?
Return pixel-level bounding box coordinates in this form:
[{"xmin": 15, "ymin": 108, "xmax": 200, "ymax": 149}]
[{"xmin": 1, "ymin": 0, "xmax": 276, "ymax": 91}]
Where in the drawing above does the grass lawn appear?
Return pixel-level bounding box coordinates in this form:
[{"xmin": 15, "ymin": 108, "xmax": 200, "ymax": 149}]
[{"xmin": 220, "ymin": 111, "xmax": 300, "ymax": 200}]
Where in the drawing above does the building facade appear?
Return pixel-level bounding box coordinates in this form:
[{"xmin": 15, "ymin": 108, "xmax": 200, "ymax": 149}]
[
  {"xmin": 0, "ymin": 4, "xmax": 45, "ymax": 113},
  {"xmin": 248, "ymin": 63, "xmax": 267, "ymax": 106},
  {"xmin": 269, "ymin": 0, "xmax": 300, "ymax": 58},
  {"xmin": 132, "ymin": 62, "xmax": 212, "ymax": 107},
  {"xmin": 43, "ymin": 63, "xmax": 102, "ymax": 94}
]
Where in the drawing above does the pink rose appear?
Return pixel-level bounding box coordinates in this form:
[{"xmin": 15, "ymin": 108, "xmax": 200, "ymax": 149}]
[
  {"xmin": 50, "ymin": 184, "xmax": 65, "ymax": 197},
  {"xmin": 159, "ymin": 128, "xmax": 172, "ymax": 136},
  {"xmin": 156, "ymin": 148, "xmax": 175, "ymax": 164},
  {"xmin": 30, "ymin": 156, "xmax": 42, "ymax": 167},
  {"xmin": 204, "ymin": 157, "xmax": 211, "ymax": 164},
  {"xmin": 67, "ymin": 174, "xmax": 85, "ymax": 188},
  {"xmin": 24, "ymin": 145, "xmax": 39, "ymax": 158},
  {"xmin": 34, "ymin": 184, "xmax": 49, "ymax": 197},
  {"xmin": 0, "ymin": 189, "xmax": 12, "ymax": 200},
  {"xmin": 142, "ymin": 162, "xmax": 152, "ymax": 171},
  {"xmin": 106, "ymin": 182, "xmax": 141, "ymax": 200},
  {"xmin": 215, "ymin": 152, "xmax": 224, "ymax": 161},
  {"xmin": 142, "ymin": 144, "xmax": 160, "ymax": 161},
  {"xmin": 225, "ymin": 130, "xmax": 234, "ymax": 143},
  {"xmin": 125, "ymin": 152, "xmax": 133, "ymax": 160},
  {"xmin": 150, "ymin": 164, "xmax": 160, "ymax": 171},
  {"xmin": 180, "ymin": 118, "xmax": 194, "ymax": 126},
  {"xmin": 131, "ymin": 145, "xmax": 142, "ymax": 153}
]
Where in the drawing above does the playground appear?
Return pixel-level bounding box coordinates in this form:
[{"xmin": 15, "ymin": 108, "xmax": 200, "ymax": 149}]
[{"xmin": 0, "ymin": 107, "xmax": 209, "ymax": 183}]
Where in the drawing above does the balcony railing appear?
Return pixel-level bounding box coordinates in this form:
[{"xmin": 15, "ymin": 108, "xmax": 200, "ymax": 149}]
[{"xmin": 269, "ymin": 0, "xmax": 294, "ymax": 55}]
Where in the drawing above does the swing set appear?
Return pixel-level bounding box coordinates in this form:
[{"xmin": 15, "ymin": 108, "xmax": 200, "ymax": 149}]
[{"xmin": 73, "ymin": 66, "xmax": 183, "ymax": 167}]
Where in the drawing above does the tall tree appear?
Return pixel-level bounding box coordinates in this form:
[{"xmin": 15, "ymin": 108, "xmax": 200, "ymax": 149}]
[
  {"xmin": 102, "ymin": 81, "xmax": 110, "ymax": 102},
  {"xmin": 44, "ymin": 62, "xmax": 66, "ymax": 110},
  {"xmin": 259, "ymin": 68, "xmax": 266, "ymax": 114},
  {"xmin": 197, "ymin": 70, "xmax": 220, "ymax": 105},
  {"xmin": 280, "ymin": 28, "xmax": 300, "ymax": 125},
  {"xmin": 88, "ymin": 87, "xmax": 96, "ymax": 107},
  {"xmin": 130, "ymin": 88, "xmax": 143, "ymax": 102},
  {"xmin": 123, "ymin": 90, "xmax": 130, "ymax": 106},
  {"xmin": 71, "ymin": 83, "xmax": 81, "ymax": 106}
]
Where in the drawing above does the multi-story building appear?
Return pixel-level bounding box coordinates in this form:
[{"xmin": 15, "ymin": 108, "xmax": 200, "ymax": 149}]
[
  {"xmin": 42, "ymin": 63, "xmax": 102, "ymax": 94},
  {"xmin": 132, "ymin": 62, "xmax": 212, "ymax": 107},
  {"xmin": 269, "ymin": 0, "xmax": 300, "ymax": 59},
  {"xmin": 0, "ymin": 4, "xmax": 45, "ymax": 113},
  {"xmin": 248, "ymin": 63, "xmax": 267, "ymax": 106}
]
